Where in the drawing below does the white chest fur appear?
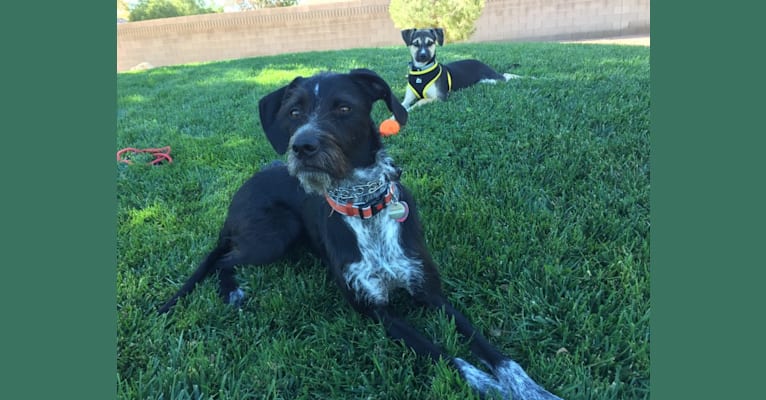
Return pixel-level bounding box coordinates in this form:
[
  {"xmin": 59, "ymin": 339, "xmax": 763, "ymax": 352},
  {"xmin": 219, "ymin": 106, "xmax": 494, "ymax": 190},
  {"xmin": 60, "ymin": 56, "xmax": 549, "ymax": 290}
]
[{"xmin": 342, "ymin": 211, "xmax": 423, "ymax": 305}]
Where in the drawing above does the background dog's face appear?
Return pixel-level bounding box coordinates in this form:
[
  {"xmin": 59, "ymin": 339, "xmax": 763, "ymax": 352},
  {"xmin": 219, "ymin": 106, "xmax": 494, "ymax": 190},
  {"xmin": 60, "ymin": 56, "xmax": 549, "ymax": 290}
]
[
  {"xmin": 401, "ymin": 28, "xmax": 445, "ymax": 66},
  {"xmin": 258, "ymin": 69, "xmax": 407, "ymax": 194}
]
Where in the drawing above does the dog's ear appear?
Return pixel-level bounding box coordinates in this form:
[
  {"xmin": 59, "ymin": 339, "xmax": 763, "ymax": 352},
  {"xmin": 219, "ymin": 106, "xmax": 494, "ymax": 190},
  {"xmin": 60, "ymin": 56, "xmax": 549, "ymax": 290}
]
[
  {"xmin": 258, "ymin": 77, "xmax": 303, "ymax": 155},
  {"xmin": 433, "ymin": 28, "xmax": 445, "ymax": 46},
  {"xmin": 349, "ymin": 69, "xmax": 408, "ymax": 127},
  {"xmin": 401, "ymin": 29, "xmax": 415, "ymax": 45}
]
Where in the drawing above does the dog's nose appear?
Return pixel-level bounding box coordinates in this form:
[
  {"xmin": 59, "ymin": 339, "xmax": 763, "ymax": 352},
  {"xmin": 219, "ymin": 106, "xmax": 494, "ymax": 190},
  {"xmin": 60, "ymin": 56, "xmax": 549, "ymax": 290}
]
[{"xmin": 291, "ymin": 134, "xmax": 319, "ymax": 158}]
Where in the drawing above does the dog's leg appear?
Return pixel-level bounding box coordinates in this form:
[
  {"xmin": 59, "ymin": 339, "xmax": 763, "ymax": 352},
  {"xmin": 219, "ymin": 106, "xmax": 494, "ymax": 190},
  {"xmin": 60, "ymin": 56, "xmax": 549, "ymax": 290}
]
[
  {"xmin": 372, "ymin": 306, "xmax": 448, "ymax": 361},
  {"xmin": 331, "ymin": 269, "xmax": 508, "ymax": 398},
  {"xmin": 408, "ymin": 98, "xmax": 438, "ymax": 111},
  {"xmin": 398, "ymin": 97, "xmax": 437, "ymax": 114},
  {"xmin": 157, "ymin": 236, "xmax": 295, "ymax": 314},
  {"xmin": 157, "ymin": 164, "xmax": 308, "ymax": 314},
  {"xmin": 400, "ymin": 88, "xmax": 418, "ymax": 111},
  {"xmin": 157, "ymin": 240, "xmax": 231, "ymax": 314},
  {"xmin": 158, "ymin": 200, "xmax": 304, "ymax": 313},
  {"xmin": 492, "ymin": 359, "xmax": 563, "ymax": 400},
  {"xmin": 452, "ymin": 358, "xmax": 509, "ymax": 398},
  {"xmin": 421, "ymin": 293, "xmax": 505, "ymax": 368},
  {"xmin": 423, "ymin": 295, "xmax": 563, "ymax": 400},
  {"xmin": 157, "ymin": 239, "xmax": 256, "ymax": 314},
  {"xmin": 368, "ymin": 305, "xmax": 509, "ymax": 398},
  {"xmin": 445, "ymin": 302, "xmax": 563, "ymax": 399},
  {"xmin": 216, "ymin": 264, "xmax": 245, "ymax": 306}
]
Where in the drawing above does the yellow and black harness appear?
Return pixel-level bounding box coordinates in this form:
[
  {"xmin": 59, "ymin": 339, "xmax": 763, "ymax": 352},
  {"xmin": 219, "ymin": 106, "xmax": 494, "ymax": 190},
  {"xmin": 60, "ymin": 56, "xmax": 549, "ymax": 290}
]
[{"xmin": 408, "ymin": 61, "xmax": 452, "ymax": 99}]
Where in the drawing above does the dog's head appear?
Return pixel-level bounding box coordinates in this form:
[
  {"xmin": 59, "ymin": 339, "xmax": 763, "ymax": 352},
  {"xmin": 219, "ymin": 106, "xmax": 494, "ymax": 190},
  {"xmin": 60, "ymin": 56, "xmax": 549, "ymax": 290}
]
[
  {"xmin": 401, "ymin": 28, "xmax": 444, "ymax": 67},
  {"xmin": 258, "ymin": 69, "xmax": 407, "ymax": 194}
]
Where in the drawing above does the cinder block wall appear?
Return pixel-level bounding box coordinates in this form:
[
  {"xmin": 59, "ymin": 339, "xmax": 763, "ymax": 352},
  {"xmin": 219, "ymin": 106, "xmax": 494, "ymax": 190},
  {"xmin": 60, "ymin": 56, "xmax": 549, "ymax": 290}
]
[
  {"xmin": 470, "ymin": 0, "xmax": 650, "ymax": 42},
  {"xmin": 117, "ymin": 0, "xmax": 649, "ymax": 72}
]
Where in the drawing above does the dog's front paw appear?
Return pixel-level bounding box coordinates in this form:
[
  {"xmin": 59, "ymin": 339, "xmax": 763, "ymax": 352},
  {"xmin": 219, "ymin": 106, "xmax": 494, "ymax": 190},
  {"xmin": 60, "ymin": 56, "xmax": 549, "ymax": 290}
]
[
  {"xmin": 453, "ymin": 357, "xmax": 509, "ymax": 399},
  {"xmin": 493, "ymin": 360, "xmax": 563, "ymax": 400},
  {"xmin": 226, "ymin": 288, "xmax": 246, "ymax": 307}
]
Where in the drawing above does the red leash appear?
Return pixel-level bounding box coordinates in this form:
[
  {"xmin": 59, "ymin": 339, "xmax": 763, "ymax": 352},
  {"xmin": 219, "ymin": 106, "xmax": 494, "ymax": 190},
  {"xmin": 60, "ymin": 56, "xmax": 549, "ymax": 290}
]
[{"xmin": 117, "ymin": 146, "xmax": 173, "ymax": 165}]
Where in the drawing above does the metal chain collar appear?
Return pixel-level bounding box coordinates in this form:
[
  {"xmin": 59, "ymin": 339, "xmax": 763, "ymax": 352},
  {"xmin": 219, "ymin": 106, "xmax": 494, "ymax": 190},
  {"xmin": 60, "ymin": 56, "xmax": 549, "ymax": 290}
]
[{"xmin": 327, "ymin": 175, "xmax": 387, "ymax": 204}]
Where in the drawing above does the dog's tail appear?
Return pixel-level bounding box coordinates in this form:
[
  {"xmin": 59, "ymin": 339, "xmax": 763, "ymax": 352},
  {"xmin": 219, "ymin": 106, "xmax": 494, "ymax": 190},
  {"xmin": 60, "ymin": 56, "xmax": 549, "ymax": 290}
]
[{"xmin": 157, "ymin": 241, "xmax": 229, "ymax": 314}]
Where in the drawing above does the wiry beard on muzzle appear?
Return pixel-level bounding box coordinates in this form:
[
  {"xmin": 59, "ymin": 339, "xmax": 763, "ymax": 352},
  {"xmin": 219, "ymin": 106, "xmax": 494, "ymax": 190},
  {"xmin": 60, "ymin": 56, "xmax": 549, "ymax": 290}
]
[
  {"xmin": 287, "ymin": 152, "xmax": 334, "ymax": 195},
  {"xmin": 286, "ymin": 137, "xmax": 351, "ymax": 195},
  {"xmin": 287, "ymin": 151, "xmax": 351, "ymax": 195}
]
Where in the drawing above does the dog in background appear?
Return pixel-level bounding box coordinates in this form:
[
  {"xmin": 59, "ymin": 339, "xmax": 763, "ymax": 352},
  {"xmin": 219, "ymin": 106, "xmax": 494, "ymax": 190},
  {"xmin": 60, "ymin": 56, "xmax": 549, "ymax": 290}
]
[
  {"xmin": 157, "ymin": 69, "xmax": 562, "ymax": 400},
  {"xmin": 400, "ymin": 28, "xmax": 520, "ymax": 111}
]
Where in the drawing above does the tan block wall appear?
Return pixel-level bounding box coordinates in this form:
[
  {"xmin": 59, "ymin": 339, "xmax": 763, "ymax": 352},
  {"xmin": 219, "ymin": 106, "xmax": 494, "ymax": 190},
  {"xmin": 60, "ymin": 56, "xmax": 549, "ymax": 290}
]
[
  {"xmin": 117, "ymin": 0, "xmax": 649, "ymax": 72},
  {"xmin": 471, "ymin": 0, "xmax": 650, "ymax": 43}
]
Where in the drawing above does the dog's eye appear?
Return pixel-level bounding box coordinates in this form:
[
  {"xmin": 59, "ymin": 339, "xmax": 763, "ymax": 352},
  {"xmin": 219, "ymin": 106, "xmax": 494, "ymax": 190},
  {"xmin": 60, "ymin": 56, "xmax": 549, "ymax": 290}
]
[
  {"xmin": 337, "ymin": 105, "xmax": 351, "ymax": 114},
  {"xmin": 289, "ymin": 109, "xmax": 302, "ymax": 119}
]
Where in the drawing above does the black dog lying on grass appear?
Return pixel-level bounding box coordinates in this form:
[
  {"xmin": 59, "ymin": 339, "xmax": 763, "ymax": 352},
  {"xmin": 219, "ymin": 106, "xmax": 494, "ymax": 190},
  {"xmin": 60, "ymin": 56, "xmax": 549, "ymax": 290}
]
[{"xmin": 157, "ymin": 68, "xmax": 562, "ymax": 400}]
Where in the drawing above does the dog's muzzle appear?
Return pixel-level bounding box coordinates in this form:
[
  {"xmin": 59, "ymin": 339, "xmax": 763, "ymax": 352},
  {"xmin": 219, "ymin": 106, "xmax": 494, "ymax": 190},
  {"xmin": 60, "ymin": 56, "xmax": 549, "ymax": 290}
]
[
  {"xmin": 416, "ymin": 48, "xmax": 431, "ymax": 63},
  {"xmin": 291, "ymin": 129, "xmax": 320, "ymax": 159},
  {"xmin": 286, "ymin": 125, "xmax": 349, "ymax": 195}
]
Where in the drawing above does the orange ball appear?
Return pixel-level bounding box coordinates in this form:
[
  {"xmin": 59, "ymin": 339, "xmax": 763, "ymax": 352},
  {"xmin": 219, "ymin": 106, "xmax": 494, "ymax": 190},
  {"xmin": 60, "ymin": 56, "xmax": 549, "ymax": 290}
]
[{"xmin": 379, "ymin": 119, "xmax": 400, "ymax": 137}]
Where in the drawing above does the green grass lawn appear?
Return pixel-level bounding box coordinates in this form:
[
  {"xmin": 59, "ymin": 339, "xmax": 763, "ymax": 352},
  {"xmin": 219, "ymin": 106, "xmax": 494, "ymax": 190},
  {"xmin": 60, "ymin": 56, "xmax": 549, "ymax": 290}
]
[{"xmin": 117, "ymin": 41, "xmax": 649, "ymax": 399}]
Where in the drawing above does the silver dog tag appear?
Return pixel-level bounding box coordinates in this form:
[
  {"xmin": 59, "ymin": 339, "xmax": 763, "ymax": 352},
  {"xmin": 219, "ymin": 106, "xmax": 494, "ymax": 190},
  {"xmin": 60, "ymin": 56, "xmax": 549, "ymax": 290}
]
[
  {"xmin": 388, "ymin": 201, "xmax": 409, "ymax": 222},
  {"xmin": 415, "ymin": 78, "xmax": 422, "ymax": 84}
]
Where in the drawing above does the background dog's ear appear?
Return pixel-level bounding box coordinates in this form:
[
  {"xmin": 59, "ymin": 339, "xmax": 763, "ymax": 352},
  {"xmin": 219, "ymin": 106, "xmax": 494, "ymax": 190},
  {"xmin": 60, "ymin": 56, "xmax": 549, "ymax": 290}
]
[
  {"xmin": 401, "ymin": 29, "xmax": 415, "ymax": 45},
  {"xmin": 349, "ymin": 69, "xmax": 408, "ymax": 127},
  {"xmin": 433, "ymin": 28, "xmax": 445, "ymax": 46},
  {"xmin": 258, "ymin": 78, "xmax": 302, "ymax": 155}
]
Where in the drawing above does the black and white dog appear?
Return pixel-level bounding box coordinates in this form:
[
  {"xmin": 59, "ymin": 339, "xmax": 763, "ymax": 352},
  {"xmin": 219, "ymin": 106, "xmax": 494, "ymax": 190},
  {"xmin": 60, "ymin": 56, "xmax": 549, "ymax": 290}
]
[
  {"xmin": 157, "ymin": 69, "xmax": 561, "ymax": 400},
  {"xmin": 401, "ymin": 28, "xmax": 520, "ymax": 111}
]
